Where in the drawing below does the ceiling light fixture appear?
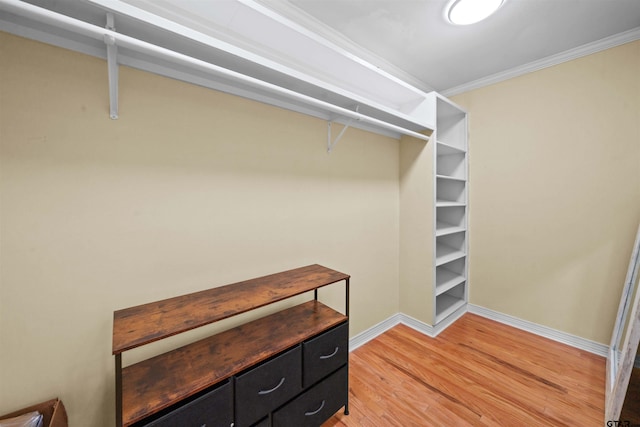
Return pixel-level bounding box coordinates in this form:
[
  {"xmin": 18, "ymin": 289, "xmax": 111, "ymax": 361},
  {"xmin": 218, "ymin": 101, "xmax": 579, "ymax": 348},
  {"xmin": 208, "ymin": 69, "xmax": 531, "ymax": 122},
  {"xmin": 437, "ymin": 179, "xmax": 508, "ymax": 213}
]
[{"xmin": 446, "ymin": 0, "xmax": 505, "ymax": 25}]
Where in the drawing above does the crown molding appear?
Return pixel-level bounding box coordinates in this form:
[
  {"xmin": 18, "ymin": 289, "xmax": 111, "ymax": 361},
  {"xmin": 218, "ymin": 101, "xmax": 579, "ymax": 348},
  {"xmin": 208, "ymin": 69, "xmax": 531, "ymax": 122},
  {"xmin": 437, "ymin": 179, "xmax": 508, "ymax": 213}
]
[{"xmin": 442, "ymin": 26, "xmax": 640, "ymax": 97}]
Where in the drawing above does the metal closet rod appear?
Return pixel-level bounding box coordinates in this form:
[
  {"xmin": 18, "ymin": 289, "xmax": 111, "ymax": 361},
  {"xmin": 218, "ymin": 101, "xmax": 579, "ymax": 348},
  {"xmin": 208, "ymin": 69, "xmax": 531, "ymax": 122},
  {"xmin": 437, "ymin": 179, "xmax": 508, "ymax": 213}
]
[{"xmin": 1, "ymin": 0, "xmax": 431, "ymax": 142}]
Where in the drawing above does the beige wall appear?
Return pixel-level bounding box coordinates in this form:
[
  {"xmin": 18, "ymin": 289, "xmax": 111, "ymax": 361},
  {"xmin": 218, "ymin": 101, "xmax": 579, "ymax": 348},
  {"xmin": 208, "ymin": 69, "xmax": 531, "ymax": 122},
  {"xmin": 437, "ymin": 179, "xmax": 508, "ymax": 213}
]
[
  {"xmin": 451, "ymin": 40, "xmax": 640, "ymax": 345},
  {"xmin": 0, "ymin": 33, "xmax": 400, "ymax": 425},
  {"xmin": 399, "ymin": 136, "xmax": 434, "ymax": 323}
]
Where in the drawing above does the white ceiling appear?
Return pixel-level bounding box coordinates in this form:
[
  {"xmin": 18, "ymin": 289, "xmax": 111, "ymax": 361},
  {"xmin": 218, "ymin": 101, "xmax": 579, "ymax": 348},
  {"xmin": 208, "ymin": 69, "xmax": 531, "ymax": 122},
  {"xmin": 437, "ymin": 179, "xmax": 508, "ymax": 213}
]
[{"xmin": 271, "ymin": 0, "xmax": 640, "ymax": 93}]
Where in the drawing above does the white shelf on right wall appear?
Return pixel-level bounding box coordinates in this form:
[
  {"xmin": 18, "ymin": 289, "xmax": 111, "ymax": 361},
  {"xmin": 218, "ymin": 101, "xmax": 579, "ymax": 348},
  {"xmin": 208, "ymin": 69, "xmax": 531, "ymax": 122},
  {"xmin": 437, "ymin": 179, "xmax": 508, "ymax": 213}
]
[{"xmin": 434, "ymin": 95, "xmax": 468, "ymax": 326}]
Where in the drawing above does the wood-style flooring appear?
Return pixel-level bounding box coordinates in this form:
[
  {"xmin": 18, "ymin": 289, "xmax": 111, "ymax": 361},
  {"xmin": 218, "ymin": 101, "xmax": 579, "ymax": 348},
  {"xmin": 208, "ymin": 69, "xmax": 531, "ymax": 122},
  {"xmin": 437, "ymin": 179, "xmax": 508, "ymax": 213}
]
[{"xmin": 324, "ymin": 313, "xmax": 606, "ymax": 426}]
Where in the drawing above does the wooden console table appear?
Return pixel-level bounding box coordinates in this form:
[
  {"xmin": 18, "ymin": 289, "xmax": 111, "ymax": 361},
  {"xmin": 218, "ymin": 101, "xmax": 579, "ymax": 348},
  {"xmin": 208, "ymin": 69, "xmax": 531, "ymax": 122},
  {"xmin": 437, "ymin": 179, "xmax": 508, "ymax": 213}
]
[{"xmin": 112, "ymin": 264, "xmax": 350, "ymax": 426}]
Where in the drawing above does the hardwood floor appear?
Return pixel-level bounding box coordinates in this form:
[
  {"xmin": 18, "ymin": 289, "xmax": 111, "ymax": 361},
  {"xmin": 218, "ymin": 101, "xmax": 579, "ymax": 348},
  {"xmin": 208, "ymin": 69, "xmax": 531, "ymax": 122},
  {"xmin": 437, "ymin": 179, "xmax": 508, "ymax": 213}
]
[{"xmin": 324, "ymin": 313, "xmax": 605, "ymax": 426}]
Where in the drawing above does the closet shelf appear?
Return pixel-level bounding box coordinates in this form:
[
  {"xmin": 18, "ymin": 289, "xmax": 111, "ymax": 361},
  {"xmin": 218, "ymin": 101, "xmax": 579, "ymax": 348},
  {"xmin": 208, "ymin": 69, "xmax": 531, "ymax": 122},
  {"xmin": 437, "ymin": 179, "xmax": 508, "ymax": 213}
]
[
  {"xmin": 436, "ymin": 200, "xmax": 466, "ymax": 207},
  {"xmin": 435, "ymin": 243, "xmax": 466, "ymax": 266},
  {"xmin": 435, "ymin": 294, "xmax": 466, "ymax": 324},
  {"xmin": 437, "ymin": 141, "xmax": 467, "ymax": 154},
  {"xmin": 435, "ymin": 269, "xmax": 466, "ymax": 296},
  {"xmin": 0, "ymin": 0, "xmax": 434, "ymax": 142},
  {"xmin": 436, "ymin": 221, "xmax": 466, "ymax": 236},
  {"xmin": 436, "ymin": 174, "xmax": 466, "ymax": 182}
]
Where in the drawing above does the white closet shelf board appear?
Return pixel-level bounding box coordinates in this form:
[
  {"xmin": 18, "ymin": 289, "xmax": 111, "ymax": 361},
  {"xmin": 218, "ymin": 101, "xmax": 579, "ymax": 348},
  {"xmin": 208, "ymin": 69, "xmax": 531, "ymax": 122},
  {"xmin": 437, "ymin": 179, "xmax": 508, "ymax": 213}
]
[
  {"xmin": 437, "ymin": 141, "xmax": 466, "ymax": 155},
  {"xmin": 436, "ymin": 201, "xmax": 467, "ymax": 207},
  {"xmin": 436, "ymin": 175, "xmax": 466, "ymax": 182},
  {"xmin": 436, "ymin": 270, "xmax": 466, "ymax": 296},
  {"xmin": 436, "ymin": 222, "xmax": 466, "ymax": 236},
  {"xmin": 435, "ymin": 243, "xmax": 465, "ymax": 266}
]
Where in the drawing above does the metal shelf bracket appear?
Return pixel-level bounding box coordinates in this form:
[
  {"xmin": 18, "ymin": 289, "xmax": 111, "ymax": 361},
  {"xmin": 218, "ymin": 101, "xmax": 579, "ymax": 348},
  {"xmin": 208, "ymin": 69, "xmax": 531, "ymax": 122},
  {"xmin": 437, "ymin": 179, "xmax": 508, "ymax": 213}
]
[
  {"xmin": 105, "ymin": 13, "xmax": 118, "ymax": 120},
  {"xmin": 327, "ymin": 106, "xmax": 360, "ymax": 153}
]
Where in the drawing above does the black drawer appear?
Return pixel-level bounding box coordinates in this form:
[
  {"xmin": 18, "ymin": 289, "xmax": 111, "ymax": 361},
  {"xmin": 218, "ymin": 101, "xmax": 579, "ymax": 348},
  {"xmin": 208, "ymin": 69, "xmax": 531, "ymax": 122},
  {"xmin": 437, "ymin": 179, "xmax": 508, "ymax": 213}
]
[
  {"xmin": 272, "ymin": 365, "xmax": 347, "ymax": 427},
  {"xmin": 302, "ymin": 322, "xmax": 348, "ymax": 388},
  {"xmin": 235, "ymin": 345, "xmax": 302, "ymax": 427},
  {"xmin": 142, "ymin": 381, "xmax": 232, "ymax": 427}
]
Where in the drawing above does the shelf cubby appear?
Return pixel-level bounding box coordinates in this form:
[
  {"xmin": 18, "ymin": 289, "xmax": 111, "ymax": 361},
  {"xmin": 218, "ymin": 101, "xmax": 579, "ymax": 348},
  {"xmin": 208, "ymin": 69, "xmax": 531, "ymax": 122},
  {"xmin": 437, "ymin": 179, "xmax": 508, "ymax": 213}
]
[
  {"xmin": 436, "ymin": 149, "xmax": 466, "ymax": 179},
  {"xmin": 436, "ymin": 206, "xmax": 466, "ymax": 236},
  {"xmin": 435, "ymin": 221, "xmax": 465, "ymax": 236},
  {"xmin": 436, "ymin": 178, "xmax": 466, "ymax": 205},
  {"xmin": 435, "ymin": 231, "xmax": 466, "ymax": 266},
  {"xmin": 435, "ymin": 282, "xmax": 466, "ymax": 324},
  {"xmin": 436, "ymin": 140, "xmax": 466, "ymax": 155},
  {"xmin": 436, "ymin": 98, "xmax": 467, "ymax": 150},
  {"xmin": 436, "ymin": 258, "xmax": 466, "ymax": 296}
]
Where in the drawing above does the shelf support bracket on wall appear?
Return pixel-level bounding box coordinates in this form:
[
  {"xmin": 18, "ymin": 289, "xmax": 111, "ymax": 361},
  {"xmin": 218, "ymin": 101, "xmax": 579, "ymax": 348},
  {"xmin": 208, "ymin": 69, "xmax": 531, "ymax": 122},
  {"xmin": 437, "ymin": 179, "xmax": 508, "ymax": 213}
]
[
  {"xmin": 327, "ymin": 106, "xmax": 359, "ymax": 153},
  {"xmin": 104, "ymin": 13, "xmax": 118, "ymax": 120}
]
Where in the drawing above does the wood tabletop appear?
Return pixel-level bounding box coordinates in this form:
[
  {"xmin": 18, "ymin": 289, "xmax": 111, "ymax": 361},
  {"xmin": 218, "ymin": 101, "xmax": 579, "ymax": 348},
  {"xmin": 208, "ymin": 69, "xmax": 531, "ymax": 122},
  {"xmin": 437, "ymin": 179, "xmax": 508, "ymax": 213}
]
[{"xmin": 113, "ymin": 264, "xmax": 349, "ymax": 354}]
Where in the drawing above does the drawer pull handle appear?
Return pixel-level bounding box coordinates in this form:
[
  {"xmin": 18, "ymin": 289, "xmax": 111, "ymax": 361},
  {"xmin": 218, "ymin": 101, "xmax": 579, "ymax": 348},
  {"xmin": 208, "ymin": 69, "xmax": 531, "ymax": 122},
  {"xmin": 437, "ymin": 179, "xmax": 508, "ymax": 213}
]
[
  {"xmin": 319, "ymin": 346, "xmax": 339, "ymax": 360},
  {"xmin": 305, "ymin": 400, "xmax": 325, "ymax": 416},
  {"xmin": 258, "ymin": 377, "xmax": 285, "ymax": 395}
]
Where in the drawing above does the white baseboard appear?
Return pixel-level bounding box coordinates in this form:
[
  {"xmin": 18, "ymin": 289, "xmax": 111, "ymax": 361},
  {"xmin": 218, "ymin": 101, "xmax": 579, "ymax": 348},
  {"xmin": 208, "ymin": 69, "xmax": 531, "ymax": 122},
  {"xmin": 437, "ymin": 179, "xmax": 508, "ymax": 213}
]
[
  {"xmin": 348, "ymin": 313, "xmax": 402, "ymax": 352},
  {"xmin": 399, "ymin": 305, "xmax": 467, "ymax": 338},
  {"xmin": 396, "ymin": 312, "xmax": 435, "ymax": 337},
  {"xmin": 467, "ymin": 304, "xmax": 609, "ymax": 357},
  {"xmin": 349, "ymin": 304, "xmax": 609, "ymax": 358},
  {"xmin": 348, "ymin": 305, "xmax": 467, "ymax": 351}
]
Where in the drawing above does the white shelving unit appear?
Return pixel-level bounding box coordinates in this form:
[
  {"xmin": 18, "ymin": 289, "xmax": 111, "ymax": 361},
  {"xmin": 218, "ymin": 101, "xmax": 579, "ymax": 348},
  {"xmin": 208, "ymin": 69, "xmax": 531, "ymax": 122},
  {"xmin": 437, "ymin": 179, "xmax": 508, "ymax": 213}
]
[{"xmin": 433, "ymin": 96, "xmax": 468, "ymax": 325}]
